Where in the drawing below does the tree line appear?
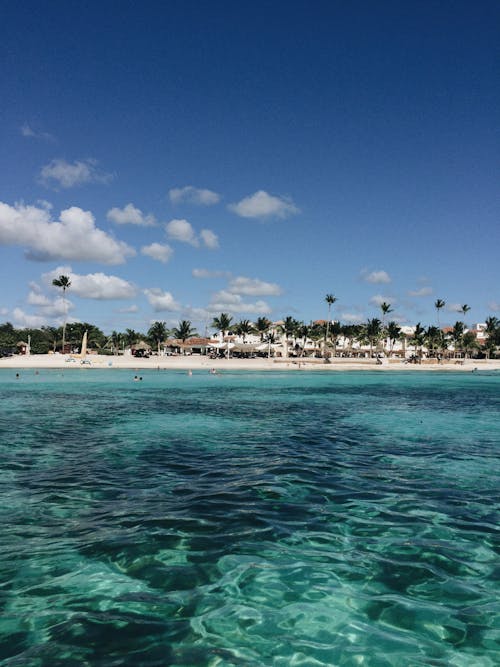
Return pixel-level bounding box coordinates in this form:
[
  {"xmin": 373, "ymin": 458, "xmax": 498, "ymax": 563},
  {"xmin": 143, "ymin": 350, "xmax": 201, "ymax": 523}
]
[{"xmin": 1, "ymin": 289, "xmax": 499, "ymax": 358}]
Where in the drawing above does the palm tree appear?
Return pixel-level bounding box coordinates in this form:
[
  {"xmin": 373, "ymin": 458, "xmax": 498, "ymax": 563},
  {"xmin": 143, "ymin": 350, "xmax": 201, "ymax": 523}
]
[
  {"xmin": 462, "ymin": 331, "xmax": 478, "ymax": 359},
  {"xmin": 447, "ymin": 321, "xmax": 465, "ymax": 358},
  {"xmin": 386, "ymin": 321, "xmax": 402, "ymax": 357},
  {"xmin": 235, "ymin": 319, "xmax": 253, "ymax": 343},
  {"xmin": 484, "ymin": 316, "xmax": 499, "ymax": 359},
  {"xmin": 295, "ymin": 323, "xmax": 310, "ymax": 357},
  {"xmin": 264, "ymin": 331, "xmax": 276, "ymax": 358},
  {"xmin": 411, "ymin": 322, "xmax": 426, "ymax": 360},
  {"xmin": 341, "ymin": 324, "xmax": 361, "ymax": 357},
  {"xmin": 460, "ymin": 304, "xmax": 471, "ymax": 320},
  {"xmin": 309, "ymin": 323, "xmax": 325, "ymax": 358},
  {"xmin": 211, "ymin": 313, "xmax": 233, "ymax": 357},
  {"xmin": 434, "ymin": 299, "xmax": 445, "ymax": 327},
  {"xmin": 124, "ymin": 328, "xmax": 141, "ymax": 348},
  {"xmin": 254, "ymin": 317, "xmax": 272, "ymax": 342},
  {"xmin": 329, "ymin": 321, "xmax": 342, "ymax": 358},
  {"xmin": 425, "ymin": 326, "xmax": 444, "ymax": 358},
  {"xmin": 379, "ymin": 302, "xmax": 393, "ymax": 327},
  {"xmin": 108, "ymin": 330, "xmax": 124, "ymax": 354},
  {"xmin": 172, "ymin": 320, "xmax": 197, "ymax": 353},
  {"xmin": 52, "ymin": 274, "xmax": 71, "ymax": 352},
  {"xmin": 278, "ymin": 316, "xmax": 299, "ymax": 358},
  {"xmin": 211, "ymin": 313, "xmax": 233, "ymax": 339},
  {"xmin": 41, "ymin": 325, "xmax": 60, "ymax": 353},
  {"xmin": 324, "ymin": 294, "xmax": 337, "ymax": 350},
  {"xmin": 148, "ymin": 321, "xmax": 168, "ymax": 355},
  {"xmin": 364, "ymin": 318, "xmax": 382, "ymax": 357}
]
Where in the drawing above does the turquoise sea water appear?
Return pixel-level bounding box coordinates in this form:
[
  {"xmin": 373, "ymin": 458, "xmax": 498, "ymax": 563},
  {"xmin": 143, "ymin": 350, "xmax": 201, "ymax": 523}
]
[{"xmin": 0, "ymin": 369, "xmax": 499, "ymax": 667}]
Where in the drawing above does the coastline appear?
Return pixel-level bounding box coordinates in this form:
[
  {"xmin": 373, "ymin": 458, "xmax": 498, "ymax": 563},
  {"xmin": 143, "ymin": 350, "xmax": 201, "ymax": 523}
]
[{"xmin": 1, "ymin": 354, "xmax": 499, "ymax": 372}]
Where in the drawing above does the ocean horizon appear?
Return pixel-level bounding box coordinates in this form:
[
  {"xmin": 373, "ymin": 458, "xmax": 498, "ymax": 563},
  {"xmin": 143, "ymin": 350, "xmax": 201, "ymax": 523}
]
[{"xmin": 1, "ymin": 369, "xmax": 498, "ymax": 666}]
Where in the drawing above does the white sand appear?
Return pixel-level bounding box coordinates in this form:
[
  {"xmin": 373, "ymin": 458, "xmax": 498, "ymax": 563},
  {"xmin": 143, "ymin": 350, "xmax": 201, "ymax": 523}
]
[{"xmin": 1, "ymin": 353, "xmax": 499, "ymax": 372}]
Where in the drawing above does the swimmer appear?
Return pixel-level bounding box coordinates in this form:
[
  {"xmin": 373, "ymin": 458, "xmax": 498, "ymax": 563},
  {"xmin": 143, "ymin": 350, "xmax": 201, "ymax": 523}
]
[{"xmin": 187, "ymin": 369, "xmax": 193, "ymax": 376}]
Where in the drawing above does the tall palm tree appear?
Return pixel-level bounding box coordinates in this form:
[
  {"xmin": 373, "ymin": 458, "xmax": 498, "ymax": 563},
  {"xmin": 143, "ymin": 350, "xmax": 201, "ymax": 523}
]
[
  {"xmin": 148, "ymin": 321, "xmax": 168, "ymax": 355},
  {"xmin": 172, "ymin": 320, "xmax": 197, "ymax": 353},
  {"xmin": 52, "ymin": 274, "xmax": 71, "ymax": 352},
  {"xmin": 461, "ymin": 304, "xmax": 471, "ymax": 320},
  {"xmin": 434, "ymin": 299, "xmax": 445, "ymax": 327},
  {"xmin": 324, "ymin": 294, "xmax": 337, "ymax": 350},
  {"xmin": 379, "ymin": 302, "xmax": 393, "ymax": 327}
]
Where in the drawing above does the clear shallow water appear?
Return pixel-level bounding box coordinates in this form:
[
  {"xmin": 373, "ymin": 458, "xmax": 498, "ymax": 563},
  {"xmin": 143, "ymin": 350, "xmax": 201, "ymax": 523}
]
[{"xmin": 0, "ymin": 369, "xmax": 499, "ymax": 667}]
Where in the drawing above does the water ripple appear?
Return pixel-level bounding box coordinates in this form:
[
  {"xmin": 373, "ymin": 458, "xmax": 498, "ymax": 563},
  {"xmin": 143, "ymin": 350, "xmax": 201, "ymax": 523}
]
[{"xmin": 0, "ymin": 370, "xmax": 499, "ymax": 665}]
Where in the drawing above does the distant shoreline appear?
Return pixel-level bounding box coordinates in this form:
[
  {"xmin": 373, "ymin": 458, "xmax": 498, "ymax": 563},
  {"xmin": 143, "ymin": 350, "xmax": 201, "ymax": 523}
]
[{"xmin": 1, "ymin": 354, "xmax": 499, "ymax": 372}]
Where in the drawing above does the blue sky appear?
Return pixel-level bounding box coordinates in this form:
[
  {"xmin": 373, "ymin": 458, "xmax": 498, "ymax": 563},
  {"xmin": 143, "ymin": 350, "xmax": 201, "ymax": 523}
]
[{"xmin": 1, "ymin": 1, "xmax": 498, "ymax": 334}]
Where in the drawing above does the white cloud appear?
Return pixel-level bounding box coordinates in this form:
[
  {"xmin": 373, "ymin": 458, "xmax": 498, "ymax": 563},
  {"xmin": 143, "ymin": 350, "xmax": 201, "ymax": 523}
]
[
  {"xmin": 408, "ymin": 286, "xmax": 433, "ymax": 297},
  {"xmin": 25, "ymin": 281, "xmax": 70, "ymax": 316},
  {"xmin": 183, "ymin": 306, "xmax": 212, "ymax": 322},
  {"xmin": 209, "ymin": 290, "xmax": 271, "ymax": 314},
  {"xmin": 144, "ymin": 288, "xmax": 181, "ymax": 312},
  {"xmin": 341, "ymin": 312, "xmax": 364, "ymax": 324},
  {"xmin": 200, "ymin": 229, "xmax": 219, "ymax": 249},
  {"xmin": 21, "ymin": 123, "xmax": 54, "ymax": 142},
  {"xmin": 27, "ymin": 290, "xmax": 51, "ymax": 307},
  {"xmin": 39, "ymin": 158, "xmax": 113, "ymax": 189},
  {"xmin": 445, "ymin": 303, "xmax": 461, "ymax": 313},
  {"xmin": 228, "ymin": 276, "xmax": 282, "ymax": 297},
  {"xmin": 0, "ymin": 307, "xmax": 8, "ymax": 316},
  {"xmin": 362, "ymin": 269, "xmax": 391, "ymax": 284},
  {"xmin": 0, "ymin": 201, "xmax": 134, "ymax": 264},
  {"xmin": 42, "ymin": 266, "xmax": 136, "ymax": 299},
  {"xmin": 72, "ymin": 274, "xmax": 136, "ymax": 300},
  {"xmin": 488, "ymin": 301, "xmax": 500, "ymax": 312},
  {"xmin": 38, "ymin": 297, "xmax": 70, "ymax": 318},
  {"xmin": 141, "ymin": 243, "xmax": 174, "ymax": 264},
  {"xmin": 165, "ymin": 219, "xmax": 198, "ymax": 246},
  {"xmin": 169, "ymin": 186, "xmax": 220, "ymax": 206},
  {"xmin": 12, "ymin": 308, "xmax": 49, "ymax": 328},
  {"xmin": 107, "ymin": 203, "xmax": 156, "ymax": 226},
  {"xmin": 117, "ymin": 305, "xmax": 139, "ymax": 313},
  {"xmin": 229, "ymin": 190, "xmax": 299, "ymax": 219},
  {"xmin": 369, "ymin": 294, "xmax": 396, "ymax": 307},
  {"xmin": 192, "ymin": 268, "xmax": 230, "ymax": 279}
]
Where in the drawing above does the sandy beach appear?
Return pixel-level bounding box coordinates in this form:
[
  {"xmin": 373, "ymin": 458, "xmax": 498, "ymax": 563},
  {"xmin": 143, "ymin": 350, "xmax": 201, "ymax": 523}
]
[{"xmin": 1, "ymin": 353, "xmax": 499, "ymax": 372}]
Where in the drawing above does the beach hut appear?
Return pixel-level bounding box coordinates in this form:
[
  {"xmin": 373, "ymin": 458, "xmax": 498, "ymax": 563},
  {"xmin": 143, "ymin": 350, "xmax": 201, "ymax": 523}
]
[
  {"xmin": 16, "ymin": 341, "xmax": 29, "ymax": 355},
  {"xmin": 181, "ymin": 337, "xmax": 217, "ymax": 355},
  {"xmin": 130, "ymin": 340, "xmax": 152, "ymax": 357}
]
